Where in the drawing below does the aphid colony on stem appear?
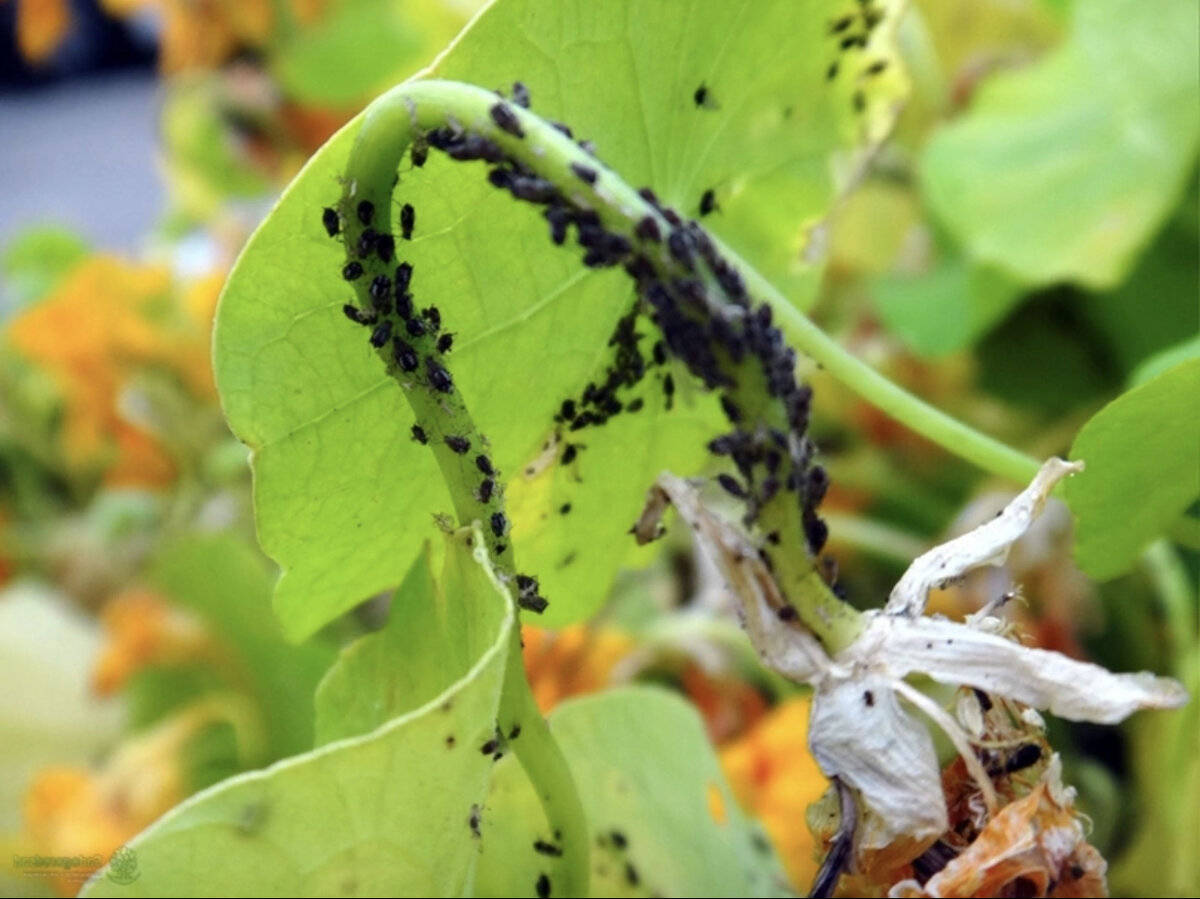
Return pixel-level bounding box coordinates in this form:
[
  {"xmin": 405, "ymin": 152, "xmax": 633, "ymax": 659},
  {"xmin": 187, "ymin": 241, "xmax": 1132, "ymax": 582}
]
[{"xmin": 332, "ymin": 78, "xmax": 846, "ymax": 632}]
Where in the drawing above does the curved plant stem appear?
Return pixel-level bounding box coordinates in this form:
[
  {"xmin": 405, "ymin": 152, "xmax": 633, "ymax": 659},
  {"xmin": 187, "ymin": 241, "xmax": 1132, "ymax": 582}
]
[{"xmin": 344, "ymin": 83, "xmax": 591, "ymax": 897}]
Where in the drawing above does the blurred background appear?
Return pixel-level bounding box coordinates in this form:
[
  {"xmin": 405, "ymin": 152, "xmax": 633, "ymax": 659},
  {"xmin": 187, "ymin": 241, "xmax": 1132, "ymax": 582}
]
[{"xmin": 0, "ymin": 1, "xmax": 1195, "ymax": 896}]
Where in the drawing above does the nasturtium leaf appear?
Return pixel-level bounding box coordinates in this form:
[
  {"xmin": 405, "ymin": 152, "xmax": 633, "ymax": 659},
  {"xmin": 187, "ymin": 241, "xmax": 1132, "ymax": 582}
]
[
  {"xmin": 475, "ymin": 687, "xmax": 791, "ymax": 898},
  {"xmin": 81, "ymin": 530, "xmax": 515, "ymax": 898},
  {"xmin": 315, "ymin": 535, "xmax": 508, "ymax": 745},
  {"xmin": 215, "ymin": 0, "xmax": 909, "ymax": 640},
  {"xmin": 920, "ymin": 0, "xmax": 1199, "ymax": 290},
  {"xmin": 1066, "ymin": 358, "xmax": 1200, "ymax": 580},
  {"xmin": 147, "ymin": 534, "xmax": 335, "ymax": 759},
  {"xmin": 1129, "ymin": 337, "xmax": 1200, "ymax": 389}
]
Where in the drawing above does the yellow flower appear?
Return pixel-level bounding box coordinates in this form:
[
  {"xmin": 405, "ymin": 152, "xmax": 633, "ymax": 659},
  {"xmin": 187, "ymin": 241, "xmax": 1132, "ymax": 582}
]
[
  {"xmin": 91, "ymin": 589, "xmax": 214, "ymax": 695},
  {"xmin": 5, "ymin": 0, "xmax": 72, "ymax": 65},
  {"xmin": 521, "ymin": 624, "xmax": 634, "ymax": 714},
  {"xmin": 6, "ymin": 255, "xmax": 217, "ymax": 486},
  {"xmin": 720, "ymin": 696, "xmax": 828, "ymax": 890}
]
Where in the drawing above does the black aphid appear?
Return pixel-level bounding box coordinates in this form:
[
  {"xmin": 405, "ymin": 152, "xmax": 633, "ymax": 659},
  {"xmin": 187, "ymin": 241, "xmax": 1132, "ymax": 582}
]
[
  {"xmin": 625, "ymin": 863, "xmax": 640, "ymax": 887},
  {"xmin": 717, "ymin": 473, "xmax": 747, "ymax": 499},
  {"xmin": 495, "ymin": 542, "xmax": 507, "ymax": 555},
  {"xmin": 393, "ymin": 338, "xmax": 419, "ymax": 372},
  {"xmin": 343, "ymin": 304, "xmax": 376, "ymax": 326},
  {"xmin": 423, "ymin": 306, "xmax": 442, "ymax": 332},
  {"xmin": 719, "ymin": 394, "xmax": 742, "ymax": 422},
  {"xmin": 437, "ymin": 333, "xmax": 454, "ymax": 354},
  {"xmin": 480, "ymin": 734, "xmax": 501, "ymax": 755},
  {"xmin": 322, "ymin": 207, "xmax": 340, "ymax": 237},
  {"xmin": 570, "ymin": 162, "xmax": 598, "ymax": 185},
  {"xmin": 635, "ymin": 216, "xmax": 662, "ymax": 243},
  {"xmin": 370, "ymin": 320, "xmax": 393, "ymax": 348},
  {"xmin": 826, "ymin": 61, "xmax": 840, "ymax": 81},
  {"xmin": 829, "ymin": 14, "xmax": 854, "ymax": 34},
  {"xmin": 508, "ymin": 723, "xmax": 522, "ymax": 740},
  {"xmin": 626, "ymin": 397, "xmax": 644, "ymax": 413},
  {"xmin": 804, "ymin": 514, "xmax": 829, "ymax": 553},
  {"xmin": 356, "ymin": 227, "xmax": 377, "ymax": 258},
  {"xmin": 663, "ymin": 373, "xmax": 675, "ymax": 402},
  {"xmin": 469, "ymin": 805, "xmax": 482, "ymax": 838},
  {"xmin": 561, "ymin": 444, "xmax": 578, "ymax": 465},
  {"xmin": 490, "ymin": 101, "xmax": 525, "ymax": 138},
  {"xmin": 369, "ymin": 274, "xmax": 391, "ymax": 304},
  {"xmin": 559, "ymin": 503, "xmax": 571, "ymax": 515},
  {"xmin": 865, "ymin": 59, "xmax": 889, "ymax": 76},
  {"xmin": 693, "ymin": 83, "xmax": 711, "ymax": 107},
  {"xmin": 427, "ymin": 357, "xmax": 454, "ymax": 393},
  {"xmin": 395, "ymin": 261, "xmax": 413, "ymax": 293},
  {"xmin": 476, "ymin": 454, "xmax": 495, "ymax": 476},
  {"xmin": 406, "ymin": 316, "xmax": 427, "ymax": 337},
  {"xmin": 490, "ymin": 512, "xmax": 508, "ymax": 538},
  {"xmin": 559, "ymin": 399, "xmax": 576, "ymax": 421},
  {"xmin": 667, "ymin": 229, "xmax": 695, "ymax": 269},
  {"xmin": 444, "ymin": 435, "xmax": 471, "ymax": 454},
  {"xmin": 545, "ymin": 206, "xmax": 570, "ymax": 245},
  {"xmin": 478, "ymin": 478, "xmax": 495, "ymax": 503},
  {"xmin": 375, "ymin": 233, "xmax": 395, "ymax": 263},
  {"xmin": 509, "ymin": 175, "xmax": 559, "ymax": 204},
  {"xmin": 840, "ymin": 34, "xmax": 867, "ymax": 51},
  {"xmin": 533, "ymin": 840, "xmax": 562, "ymax": 857},
  {"xmin": 400, "ymin": 203, "xmax": 415, "ymax": 240},
  {"xmin": 778, "ymin": 604, "xmax": 798, "ymax": 622},
  {"xmin": 550, "ymin": 121, "xmax": 574, "ymax": 139},
  {"xmin": 536, "ymin": 874, "xmax": 551, "ymax": 899},
  {"xmin": 610, "ymin": 830, "xmax": 628, "ymax": 849},
  {"xmin": 411, "ymin": 141, "xmax": 429, "ymax": 168},
  {"xmin": 342, "ymin": 261, "xmax": 364, "ymax": 281},
  {"xmin": 512, "ymin": 81, "xmax": 532, "ymax": 109},
  {"xmin": 396, "ymin": 291, "xmax": 413, "ymax": 321},
  {"xmin": 699, "ymin": 188, "xmax": 718, "ymax": 217},
  {"xmin": 578, "ymin": 139, "xmax": 597, "ymax": 156},
  {"xmin": 411, "ymin": 424, "xmax": 428, "ymax": 444},
  {"xmin": 356, "ymin": 199, "xmax": 374, "ymax": 226}
]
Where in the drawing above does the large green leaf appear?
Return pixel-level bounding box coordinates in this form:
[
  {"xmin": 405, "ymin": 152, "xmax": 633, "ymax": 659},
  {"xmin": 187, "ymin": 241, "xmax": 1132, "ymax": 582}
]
[
  {"xmin": 314, "ymin": 536, "xmax": 507, "ymax": 745},
  {"xmin": 215, "ymin": 0, "xmax": 909, "ymax": 640},
  {"xmin": 1065, "ymin": 359, "xmax": 1200, "ymax": 580},
  {"xmin": 80, "ymin": 530, "xmax": 515, "ymax": 898},
  {"xmin": 920, "ymin": 0, "xmax": 1199, "ymax": 290},
  {"xmin": 475, "ymin": 687, "xmax": 791, "ymax": 898}
]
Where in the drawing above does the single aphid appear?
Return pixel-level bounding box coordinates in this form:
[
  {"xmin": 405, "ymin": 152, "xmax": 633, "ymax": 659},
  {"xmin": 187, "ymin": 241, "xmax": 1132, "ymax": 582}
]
[
  {"xmin": 437, "ymin": 333, "xmax": 454, "ymax": 354},
  {"xmin": 427, "ymin": 357, "xmax": 453, "ymax": 393},
  {"xmin": 444, "ymin": 435, "xmax": 470, "ymax": 454},
  {"xmin": 393, "ymin": 338, "xmax": 420, "ymax": 373},
  {"xmin": 322, "ymin": 207, "xmax": 340, "ymax": 237},
  {"xmin": 411, "ymin": 424, "xmax": 428, "ymax": 444},
  {"xmin": 356, "ymin": 199, "xmax": 374, "ymax": 226},
  {"xmin": 490, "ymin": 101, "xmax": 525, "ymax": 138},
  {"xmin": 512, "ymin": 81, "xmax": 532, "ymax": 109},
  {"xmin": 699, "ymin": 188, "xmax": 718, "ymax": 217},
  {"xmin": 400, "ymin": 203, "xmax": 415, "ymax": 241},
  {"xmin": 490, "ymin": 512, "xmax": 508, "ymax": 538},
  {"xmin": 369, "ymin": 320, "xmax": 393, "ymax": 348},
  {"xmin": 476, "ymin": 454, "xmax": 495, "ymax": 476},
  {"xmin": 342, "ymin": 261, "xmax": 364, "ymax": 281},
  {"xmin": 570, "ymin": 162, "xmax": 598, "ymax": 185}
]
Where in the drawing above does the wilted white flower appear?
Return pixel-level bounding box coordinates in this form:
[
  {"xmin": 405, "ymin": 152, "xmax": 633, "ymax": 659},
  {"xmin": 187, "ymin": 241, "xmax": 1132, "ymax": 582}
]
[{"xmin": 638, "ymin": 459, "xmax": 1187, "ymax": 849}]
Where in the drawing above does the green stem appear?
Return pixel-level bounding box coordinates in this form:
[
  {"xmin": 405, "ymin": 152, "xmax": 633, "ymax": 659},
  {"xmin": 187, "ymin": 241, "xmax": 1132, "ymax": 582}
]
[
  {"xmin": 745, "ymin": 269, "xmax": 1043, "ymax": 487},
  {"xmin": 343, "ymin": 83, "xmax": 590, "ymax": 897}
]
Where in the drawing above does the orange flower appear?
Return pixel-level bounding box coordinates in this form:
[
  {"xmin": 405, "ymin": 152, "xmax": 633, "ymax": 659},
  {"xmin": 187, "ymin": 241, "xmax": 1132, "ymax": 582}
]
[
  {"xmin": 6, "ymin": 0, "xmax": 72, "ymax": 64},
  {"xmin": 98, "ymin": 0, "xmax": 311, "ymax": 73},
  {"xmin": 91, "ymin": 589, "xmax": 214, "ymax": 695},
  {"xmin": 6, "ymin": 255, "xmax": 216, "ymax": 486},
  {"xmin": 521, "ymin": 624, "xmax": 634, "ymax": 714},
  {"xmin": 20, "ymin": 708, "xmax": 212, "ymax": 896},
  {"xmin": 720, "ymin": 696, "xmax": 829, "ymax": 890}
]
